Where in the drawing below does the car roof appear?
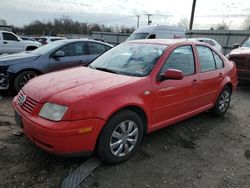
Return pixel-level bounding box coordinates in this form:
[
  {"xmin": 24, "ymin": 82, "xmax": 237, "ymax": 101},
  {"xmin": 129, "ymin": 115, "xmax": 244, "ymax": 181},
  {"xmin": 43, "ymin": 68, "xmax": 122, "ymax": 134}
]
[
  {"xmin": 189, "ymin": 37, "xmax": 216, "ymax": 41},
  {"xmin": 126, "ymin": 39, "xmax": 196, "ymax": 46},
  {"xmin": 62, "ymin": 39, "xmax": 113, "ymax": 47}
]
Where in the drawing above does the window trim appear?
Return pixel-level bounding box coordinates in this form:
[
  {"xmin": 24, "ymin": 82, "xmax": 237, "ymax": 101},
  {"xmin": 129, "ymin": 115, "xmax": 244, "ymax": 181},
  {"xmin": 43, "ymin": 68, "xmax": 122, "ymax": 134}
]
[
  {"xmin": 158, "ymin": 45, "xmax": 197, "ymax": 78},
  {"xmin": 212, "ymin": 50, "xmax": 224, "ymax": 70}
]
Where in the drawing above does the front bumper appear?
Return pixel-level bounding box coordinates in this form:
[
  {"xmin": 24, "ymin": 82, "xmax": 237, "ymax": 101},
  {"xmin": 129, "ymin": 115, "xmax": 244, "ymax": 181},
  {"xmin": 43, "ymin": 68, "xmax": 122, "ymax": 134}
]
[
  {"xmin": 237, "ymin": 69, "xmax": 250, "ymax": 81},
  {"xmin": 13, "ymin": 97, "xmax": 106, "ymax": 156}
]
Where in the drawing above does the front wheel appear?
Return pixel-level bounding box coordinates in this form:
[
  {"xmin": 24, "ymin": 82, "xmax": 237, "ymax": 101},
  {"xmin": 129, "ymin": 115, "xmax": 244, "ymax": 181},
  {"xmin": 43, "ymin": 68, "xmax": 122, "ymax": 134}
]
[
  {"xmin": 13, "ymin": 70, "xmax": 39, "ymax": 92},
  {"xmin": 97, "ymin": 110, "xmax": 144, "ymax": 164},
  {"xmin": 210, "ymin": 86, "xmax": 232, "ymax": 116}
]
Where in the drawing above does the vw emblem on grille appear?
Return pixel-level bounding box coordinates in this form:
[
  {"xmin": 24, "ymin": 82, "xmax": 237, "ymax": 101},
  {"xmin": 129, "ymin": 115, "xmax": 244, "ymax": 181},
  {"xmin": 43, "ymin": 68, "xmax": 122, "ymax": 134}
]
[{"xmin": 18, "ymin": 95, "xmax": 26, "ymax": 106}]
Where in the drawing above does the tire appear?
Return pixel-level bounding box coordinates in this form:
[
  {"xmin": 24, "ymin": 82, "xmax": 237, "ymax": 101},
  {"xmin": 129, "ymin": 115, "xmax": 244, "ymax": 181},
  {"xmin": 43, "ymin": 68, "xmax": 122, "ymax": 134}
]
[
  {"xmin": 97, "ymin": 110, "xmax": 144, "ymax": 164},
  {"xmin": 210, "ymin": 86, "xmax": 232, "ymax": 117},
  {"xmin": 13, "ymin": 70, "xmax": 39, "ymax": 92}
]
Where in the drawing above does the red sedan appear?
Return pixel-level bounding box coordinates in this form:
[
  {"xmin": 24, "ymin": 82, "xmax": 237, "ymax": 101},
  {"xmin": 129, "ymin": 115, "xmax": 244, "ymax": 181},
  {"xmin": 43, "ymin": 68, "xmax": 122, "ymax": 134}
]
[{"xmin": 13, "ymin": 39, "xmax": 238, "ymax": 164}]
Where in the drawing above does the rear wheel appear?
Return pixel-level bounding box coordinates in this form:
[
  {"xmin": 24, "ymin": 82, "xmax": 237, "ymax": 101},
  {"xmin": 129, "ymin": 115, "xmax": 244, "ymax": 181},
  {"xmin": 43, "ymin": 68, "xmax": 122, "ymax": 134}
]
[
  {"xmin": 210, "ymin": 86, "xmax": 231, "ymax": 116},
  {"xmin": 97, "ymin": 110, "xmax": 144, "ymax": 164},
  {"xmin": 13, "ymin": 70, "xmax": 39, "ymax": 92}
]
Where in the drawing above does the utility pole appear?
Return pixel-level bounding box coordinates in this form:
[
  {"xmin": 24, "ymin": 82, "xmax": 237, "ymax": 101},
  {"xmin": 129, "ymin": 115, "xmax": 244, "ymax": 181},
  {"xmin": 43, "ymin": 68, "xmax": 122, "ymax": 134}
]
[
  {"xmin": 189, "ymin": 0, "xmax": 197, "ymax": 30},
  {"xmin": 136, "ymin": 15, "xmax": 140, "ymax": 28},
  {"xmin": 146, "ymin": 14, "xmax": 152, "ymax": 25}
]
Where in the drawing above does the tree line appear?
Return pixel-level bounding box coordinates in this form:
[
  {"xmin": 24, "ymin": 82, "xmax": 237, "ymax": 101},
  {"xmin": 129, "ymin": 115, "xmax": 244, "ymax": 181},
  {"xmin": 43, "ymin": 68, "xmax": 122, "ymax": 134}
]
[{"xmin": 10, "ymin": 16, "xmax": 135, "ymax": 36}]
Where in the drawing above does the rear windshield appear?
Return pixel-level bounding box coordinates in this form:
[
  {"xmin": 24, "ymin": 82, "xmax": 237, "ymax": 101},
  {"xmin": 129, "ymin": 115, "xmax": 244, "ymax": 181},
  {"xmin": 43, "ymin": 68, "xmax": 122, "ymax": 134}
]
[{"xmin": 127, "ymin": 33, "xmax": 149, "ymax": 41}]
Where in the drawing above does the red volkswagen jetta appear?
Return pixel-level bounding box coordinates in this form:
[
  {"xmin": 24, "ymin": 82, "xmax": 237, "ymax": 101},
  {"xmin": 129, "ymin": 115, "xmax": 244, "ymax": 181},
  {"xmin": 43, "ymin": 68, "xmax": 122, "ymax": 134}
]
[{"xmin": 13, "ymin": 39, "xmax": 237, "ymax": 164}]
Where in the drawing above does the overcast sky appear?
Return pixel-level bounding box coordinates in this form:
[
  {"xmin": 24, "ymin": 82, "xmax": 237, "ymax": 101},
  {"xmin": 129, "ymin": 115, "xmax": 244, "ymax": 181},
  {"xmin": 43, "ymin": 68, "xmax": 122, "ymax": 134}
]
[{"xmin": 0, "ymin": 0, "xmax": 250, "ymax": 29}]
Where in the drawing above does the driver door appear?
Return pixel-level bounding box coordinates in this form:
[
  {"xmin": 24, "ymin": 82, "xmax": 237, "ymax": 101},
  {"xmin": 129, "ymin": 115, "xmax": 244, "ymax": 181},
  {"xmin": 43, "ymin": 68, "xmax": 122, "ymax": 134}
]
[
  {"xmin": 49, "ymin": 42, "xmax": 88, "ymax": 72},
  {"xmin": 152, "ymin": 45, "xmax": 200, "ymax": 125},
  {"xmin": 2, "ymin": 32, "xmax": 23, "ymax": 54}
]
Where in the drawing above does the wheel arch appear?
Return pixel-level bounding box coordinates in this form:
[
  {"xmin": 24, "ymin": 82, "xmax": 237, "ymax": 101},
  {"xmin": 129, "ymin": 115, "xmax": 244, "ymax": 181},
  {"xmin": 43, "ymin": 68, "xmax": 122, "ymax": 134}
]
[
  {"xmin": 25, "ymin": 46, "xmax": 38, "ymax": 51},
  {"xmin": 100, "ymin": 105, "xmax": 149, "ymax": 136},
  {"xmin": 94, "ymin": 105, "xmax": 148, "ymax": 162}
]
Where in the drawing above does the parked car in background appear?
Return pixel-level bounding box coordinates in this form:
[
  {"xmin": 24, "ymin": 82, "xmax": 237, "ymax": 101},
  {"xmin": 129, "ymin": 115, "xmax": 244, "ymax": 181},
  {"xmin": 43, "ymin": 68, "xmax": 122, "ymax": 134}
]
[
  {"xmin": 13, "ymin": 39, "xmax": 237, "ymax": 164},
  {"xmin": 189, "ymin": 38, "xmax": 222, "ymax": 52},
  {"xmin": 0, "ymin": 39, "xmax": 113, "ymax": 91},
  {"xmin": 20, "ymin": 36, "xmax": 38, "ymax": 42},
  {"xmin": 38, "ymin": 36, "xmax": 67, "ymax": 45},
  {"xmin": 0, "ymin": 31, "xmax": 41, "ymax": 54},
  {"xmin": 126, "ymin": 25, "xmax": 185, "ymax": 41},
  {"xmin": 227, "ymin": 37, "xmax": 250, "ymax": 81}
]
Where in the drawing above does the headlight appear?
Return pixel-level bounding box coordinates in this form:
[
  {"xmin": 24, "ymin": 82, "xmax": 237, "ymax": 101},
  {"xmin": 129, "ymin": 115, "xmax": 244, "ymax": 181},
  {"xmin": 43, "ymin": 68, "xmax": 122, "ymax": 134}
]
[{"xmin": 39, "ymin": 103, "xmax": 68, "ymax": 121}]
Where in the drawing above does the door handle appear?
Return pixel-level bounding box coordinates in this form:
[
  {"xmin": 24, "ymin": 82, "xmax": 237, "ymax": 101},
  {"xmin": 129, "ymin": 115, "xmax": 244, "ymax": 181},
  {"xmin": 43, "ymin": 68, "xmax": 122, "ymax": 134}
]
[
  {"xmin": 3, "ymin": 42, "xmax": 7, "ymax": 44},
  {"xmin": 191, "ymin": 79, "xmax": 199, "ymax": 85},
  {"xmin": 218, "ymin": 73, "xmax": 223, "ymax": 77}
]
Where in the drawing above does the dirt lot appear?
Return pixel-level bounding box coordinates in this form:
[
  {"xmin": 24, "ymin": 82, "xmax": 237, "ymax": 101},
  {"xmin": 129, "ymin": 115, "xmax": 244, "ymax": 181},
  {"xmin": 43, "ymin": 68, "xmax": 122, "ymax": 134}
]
[{"xmin": 0, "ymin": 83, "xmax": 250, "ymax": 188}]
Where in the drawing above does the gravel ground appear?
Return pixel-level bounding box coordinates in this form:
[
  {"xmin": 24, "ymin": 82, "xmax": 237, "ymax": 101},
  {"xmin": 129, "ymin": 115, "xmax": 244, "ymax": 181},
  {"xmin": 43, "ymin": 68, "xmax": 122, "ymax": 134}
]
[{"xmin": 0, "ymin": 83, "xmax": 249, "ymax": 188}]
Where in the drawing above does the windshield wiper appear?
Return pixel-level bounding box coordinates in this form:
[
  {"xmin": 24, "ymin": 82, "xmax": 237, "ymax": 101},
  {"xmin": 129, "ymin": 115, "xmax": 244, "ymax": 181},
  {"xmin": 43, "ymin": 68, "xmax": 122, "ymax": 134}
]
[{"xmin": 93, "ymin": 67, "xmax": 119, "ymax": 74}]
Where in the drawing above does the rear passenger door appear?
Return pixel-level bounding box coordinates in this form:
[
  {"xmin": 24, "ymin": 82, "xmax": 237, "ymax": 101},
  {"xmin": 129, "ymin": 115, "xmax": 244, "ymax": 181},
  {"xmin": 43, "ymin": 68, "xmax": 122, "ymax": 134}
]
[
  {"xmin": 86, "ymin": 42, "xmax": 111, "ymax": 62},
  {"xmin": 2, "ymin": 32, "xmax": 23, "ymax": 53},
  {"xmin": 195, "ymin": 45, "xmax": 226, "ymax": 107}
]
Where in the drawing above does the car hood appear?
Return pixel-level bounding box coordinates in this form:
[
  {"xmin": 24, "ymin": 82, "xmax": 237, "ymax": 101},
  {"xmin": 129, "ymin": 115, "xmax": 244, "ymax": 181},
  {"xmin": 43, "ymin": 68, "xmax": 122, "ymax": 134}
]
[
  {"xmin": 23, "ymin": 67, "xmax": 142, "ymax": 104},
  {"xmin": 0, "ymin": 52, "xmax": 40, "ymax": 66},
  {"xmin": 230, "ymin": 47, "xmax": 250, "ymax": 56}
]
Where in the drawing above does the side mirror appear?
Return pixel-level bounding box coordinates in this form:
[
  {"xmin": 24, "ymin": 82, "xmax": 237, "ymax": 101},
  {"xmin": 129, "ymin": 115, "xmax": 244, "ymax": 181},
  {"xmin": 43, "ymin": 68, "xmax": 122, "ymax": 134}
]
[
  {"xmin": 160, "ymin": 69, "xmax": 184, "ymax": 81},
  {"xmin": 53, "ymin": 50, "xmax": 65, "ymax": 58},
  {"xmin": 233, "ymin": 43, "xmax": 239, "ymax": 49}
]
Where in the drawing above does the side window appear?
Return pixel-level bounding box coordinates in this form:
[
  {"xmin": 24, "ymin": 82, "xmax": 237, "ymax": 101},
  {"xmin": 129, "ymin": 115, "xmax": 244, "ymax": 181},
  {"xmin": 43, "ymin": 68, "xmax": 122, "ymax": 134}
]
[
  {"xmin": 148, "ymin": 34, "xmax": 156, "ymax": 39},
  {"xmin": 105, "ymin": 45, "xmax": 112, "ymax": 51},
  {"xmin": 3, "ymin": 32, "xmax": 19, "ymax": 41},
  {"xmin": 58, "ymin": 42, "xmax": 86, "ymax": 56},
  {"xmin": 162, "ymin": 45, "xmax": 195, "ymax": 76},
  {"xmin": 196, "ymin": 46, "xmax": 216, "ymax": 72},
  {"xmin": 88, "ymin": 42, "xmax": 106, "ymax": 55},
  {"xmin": 213, "ymin": 51, "xmax": 224, "ymax": 69}
]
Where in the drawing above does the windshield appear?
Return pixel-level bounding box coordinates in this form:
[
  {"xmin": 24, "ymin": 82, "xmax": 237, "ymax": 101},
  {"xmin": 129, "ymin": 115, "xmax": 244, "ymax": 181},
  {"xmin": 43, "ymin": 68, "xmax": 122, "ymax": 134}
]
[
  {"xmin": 30, "ymin": 40, "xmax": 67, "ymax": 54},
  {"xmin": 242, "ymin": 38, "xmax": 250, "ymax": 47},
  {"xmin": 90, "ymin": 43, "xmax": 166, "ymax": 77},
  {"xmin": 127, "ymin": 33, "xmax": 149, "ymax": 41}
]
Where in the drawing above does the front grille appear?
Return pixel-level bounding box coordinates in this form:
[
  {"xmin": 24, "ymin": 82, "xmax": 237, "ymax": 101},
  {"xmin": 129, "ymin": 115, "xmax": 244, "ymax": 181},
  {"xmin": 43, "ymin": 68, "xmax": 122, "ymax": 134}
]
[
  {"xmin": 17, "ymin": 91, "xmax": 38, "ymax": 113},
  {"xmin": 230, "ymin": 56, "xmax": 247, "ymax": 69}
]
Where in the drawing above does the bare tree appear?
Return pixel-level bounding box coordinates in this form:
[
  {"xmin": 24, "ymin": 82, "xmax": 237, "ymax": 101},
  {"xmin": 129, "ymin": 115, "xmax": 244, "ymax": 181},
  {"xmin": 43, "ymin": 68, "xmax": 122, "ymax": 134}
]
[
  {"xmin": 177, "ymin": 18, "xmax": 189, "ymax": 29},
  {"xmin": 0, "ymin": 19, "xmax": 7, "ymax": 26},
  {"xmin": 216, "ymin": 21, "xmax": 229, "ymax": 30},
  {"xmin": 242, "ymin": 16, "xmax": 250, "ymax": 30}
]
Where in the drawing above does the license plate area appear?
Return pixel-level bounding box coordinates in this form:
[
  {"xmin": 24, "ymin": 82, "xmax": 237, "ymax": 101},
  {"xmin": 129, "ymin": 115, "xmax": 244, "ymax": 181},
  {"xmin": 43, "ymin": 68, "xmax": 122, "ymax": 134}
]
[{"xmin": 15, "ymin": 111, "xmax": 23, "ymax": 128}]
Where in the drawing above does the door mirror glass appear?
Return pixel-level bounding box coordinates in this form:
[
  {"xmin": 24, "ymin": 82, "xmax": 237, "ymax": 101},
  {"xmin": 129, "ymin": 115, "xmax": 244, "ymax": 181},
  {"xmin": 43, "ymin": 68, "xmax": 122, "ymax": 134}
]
[
  {"xmin": 161, "ymin": 69, "xmax": 184, "ymax": 80},
  {"xmin": 54, "ymin": 50, "xmax": 65, "ymax": 58}
]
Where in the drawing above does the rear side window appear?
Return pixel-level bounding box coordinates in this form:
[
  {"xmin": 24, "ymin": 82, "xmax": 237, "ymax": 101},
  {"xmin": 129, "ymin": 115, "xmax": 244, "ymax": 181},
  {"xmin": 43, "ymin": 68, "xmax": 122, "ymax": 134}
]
[
  {"xmin": 162, "ymin": 45, "xmax": 195, "ymax": 76},
  {"xmin": 196, "ymin": 46, "xmax": 216, "ymax": 72},
  {"xmin": 88, "ymin": 42, "xmax": 106, "ymax": 55},
  {"xmin": 212, "ymin": 51, "xmax": 224, "ymax": 69},
  {"xmin": 3, "ymin": 32, "xmax": 19, "ymax": 41},
  {"xmin": 58, "ymin": 42, "xmax": 86, "ymax": 56}
]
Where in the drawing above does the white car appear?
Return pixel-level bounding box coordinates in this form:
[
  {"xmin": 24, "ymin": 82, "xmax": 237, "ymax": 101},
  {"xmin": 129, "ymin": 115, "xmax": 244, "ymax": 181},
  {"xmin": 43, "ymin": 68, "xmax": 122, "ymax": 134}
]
[
  {"xmin": 189, "ymin": 38, "xmax": 222, "ymax": 53},
  {"xmin": 38, "ymin": 36, "xmax": 67, "ymax": 45},
  {"xmin": 0, "ymin": 31, "xmax": 41, "ymax": 54}
]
